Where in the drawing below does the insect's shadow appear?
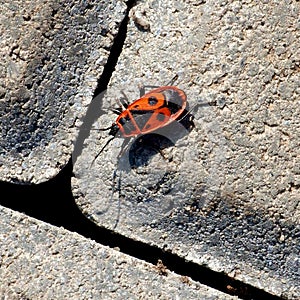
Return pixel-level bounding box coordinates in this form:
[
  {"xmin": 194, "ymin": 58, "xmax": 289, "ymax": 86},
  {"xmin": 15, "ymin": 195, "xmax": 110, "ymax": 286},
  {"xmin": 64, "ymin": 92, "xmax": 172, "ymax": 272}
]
[{"xmin": 122, "ymin": 109, "xmax": 195, "ymax": 171}]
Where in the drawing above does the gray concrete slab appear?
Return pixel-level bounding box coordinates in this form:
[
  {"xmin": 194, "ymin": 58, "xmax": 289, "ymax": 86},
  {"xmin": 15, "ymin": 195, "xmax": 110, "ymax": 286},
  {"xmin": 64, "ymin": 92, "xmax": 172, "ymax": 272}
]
[
  {"xmin": 72, "ymin": 1, "xmax": 300, "ymax": 299},
  {"xmin": 0, "ymin": 0, "xmax": 126, "ymax": 183},
  {"xmin": 0, "ymin": 205, "xmax": 239, "ymax": 299}
]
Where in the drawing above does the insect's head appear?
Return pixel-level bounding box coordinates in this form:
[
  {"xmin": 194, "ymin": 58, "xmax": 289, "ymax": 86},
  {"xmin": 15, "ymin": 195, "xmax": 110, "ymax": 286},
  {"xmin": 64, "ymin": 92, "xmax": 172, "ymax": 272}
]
[{"xmin": 109, "ymin": 123, "xmax": 119, "ymax": 137}]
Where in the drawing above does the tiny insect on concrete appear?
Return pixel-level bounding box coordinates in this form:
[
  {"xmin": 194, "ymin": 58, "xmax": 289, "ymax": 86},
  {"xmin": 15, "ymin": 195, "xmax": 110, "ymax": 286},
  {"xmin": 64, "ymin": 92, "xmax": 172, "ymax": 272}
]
[{"xmin": 90, "ymin": 76, "xmax": 193, "ymax": 166}]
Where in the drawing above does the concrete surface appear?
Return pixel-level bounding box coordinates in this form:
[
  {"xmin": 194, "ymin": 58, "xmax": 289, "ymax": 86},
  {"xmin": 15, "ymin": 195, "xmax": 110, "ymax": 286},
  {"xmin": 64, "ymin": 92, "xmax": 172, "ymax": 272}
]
[
  {"xmin": 0, "ymin": 0, "xmax": 126, "ymax": 183},
  {"xmin": 1, "ymin": 0, "xmax": 299, "ymax": 299},
  {"xmin": 0, "ymin": 205, "xmax": 239, "ymax": 299},
  {"xmin": 72, "ymin": 1, "xmax": 300, "ymax": 299}
]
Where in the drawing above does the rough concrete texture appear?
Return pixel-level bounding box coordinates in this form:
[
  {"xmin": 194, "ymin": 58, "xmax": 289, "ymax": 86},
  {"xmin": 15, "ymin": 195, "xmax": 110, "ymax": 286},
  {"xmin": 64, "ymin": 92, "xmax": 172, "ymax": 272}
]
[
  {"xmin": 72, "ymin": 1, "xmax": 300, "ymax": 299},
  {"xmin": 0, "ymin": 206, "xmax": 240, "ymax": 300},
  {"xmin": 0, "ymin": 0, "xmax": 126, "ymax": 183}
]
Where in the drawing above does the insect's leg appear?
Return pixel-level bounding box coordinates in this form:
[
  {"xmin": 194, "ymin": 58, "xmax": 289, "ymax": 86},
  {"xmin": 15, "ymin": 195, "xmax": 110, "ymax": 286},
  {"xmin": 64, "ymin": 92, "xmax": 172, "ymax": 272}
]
[
  {"xmin": 196, "ymin": 100, "xmax": 217, "ymax": 108},
  {"xmin": 120, "ymin": 91, "xmax": 130, "ymax": 108},
  {"xmin": 154, "ymin": 147, "xmax": 167, "ymax": 160},
  {"xmin": 112, "ymin": 169, "xmax": 122, "ymax": 230},
  {"xmin": 111, "ymin": 107, "xmax": 123, "ymax": 115},
  {"xmin": 114, "ymin": 91, "xmax": 129, "ymax": 110},
  {"xmin": 177, "ymin": 100, "xmax": 217, "ymax": 123},
  {"xmin": 117, "ymin": 137, "xmax": 133, "ymax": 159},
  {"xmin": 186, "ymin": 100, "xmax": 217, "ymax": 118},
  {"xmin": 139, "ymin": 84, "xmax": 145, "ymax": 97},
  {"xmin": 138, "ymin": 84, "xmax": 160, "ymax": 97},
  {"xmin": 139, "ymin": 75, "xmax": 179, "ymax": 97},
  {"xmin": 115, "ymin": 98, "xmax": 124, "ymax": 110},
  {"xmin": 165, "ymin": 74, "xmax": 178, "ymax": 86}
]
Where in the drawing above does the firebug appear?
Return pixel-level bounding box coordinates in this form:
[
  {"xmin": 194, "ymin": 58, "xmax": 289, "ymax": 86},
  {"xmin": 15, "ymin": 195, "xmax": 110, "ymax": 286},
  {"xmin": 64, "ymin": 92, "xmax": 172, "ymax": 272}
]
[{"xmin": 91, "ymin": 78, "xmax": 192, "ymax": 165}]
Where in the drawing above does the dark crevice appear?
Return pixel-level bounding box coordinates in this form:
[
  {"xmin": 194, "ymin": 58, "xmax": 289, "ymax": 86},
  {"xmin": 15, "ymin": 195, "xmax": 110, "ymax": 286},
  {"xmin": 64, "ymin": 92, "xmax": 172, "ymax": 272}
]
[{"xmin": 0, "ymin": 1, "xmax": 286, "ymax": 299}]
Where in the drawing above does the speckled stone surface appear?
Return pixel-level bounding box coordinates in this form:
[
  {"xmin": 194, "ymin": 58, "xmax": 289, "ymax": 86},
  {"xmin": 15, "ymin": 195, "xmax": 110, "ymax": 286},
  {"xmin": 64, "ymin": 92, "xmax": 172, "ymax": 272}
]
[
  {"xmin": 0, "ymin": 0, "xmax": 126, "ymax": 183},
  {"xmin": 72, "ymin": 1, "xmax": 300, "ymax": 299},
  {"xmin": 0, "ymin": 206, "xmax": 239, "ymax": 299}
]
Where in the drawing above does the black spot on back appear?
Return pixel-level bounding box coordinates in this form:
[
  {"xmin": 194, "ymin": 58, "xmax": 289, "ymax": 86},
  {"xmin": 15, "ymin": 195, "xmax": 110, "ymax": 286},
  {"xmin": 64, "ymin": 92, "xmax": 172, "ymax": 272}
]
[
  {"xmin": 148, "ymin": 96, "xmax": 158, "ymax": 106},
  {"xmin": 156, "ymin": 113, "xmax": 166, "ymax": 122}
]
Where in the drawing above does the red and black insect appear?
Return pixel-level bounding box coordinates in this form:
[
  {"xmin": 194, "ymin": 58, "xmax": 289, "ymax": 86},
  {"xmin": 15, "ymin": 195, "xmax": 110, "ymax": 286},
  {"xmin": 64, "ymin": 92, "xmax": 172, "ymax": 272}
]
[
  {"xmin": 113, "ymin": 85, "xmax": 186, "ymax": 137},
  {"xmin": 91, "ymin": 83, "xmax": 190, "ymax": 165}
]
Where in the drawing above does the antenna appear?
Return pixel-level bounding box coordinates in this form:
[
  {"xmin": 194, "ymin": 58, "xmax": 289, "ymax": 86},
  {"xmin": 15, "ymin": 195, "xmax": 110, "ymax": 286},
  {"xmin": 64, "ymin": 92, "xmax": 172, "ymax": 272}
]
[{"xmin": 90, "ymin": 136, "xmax": 115, "ymax": 168}]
